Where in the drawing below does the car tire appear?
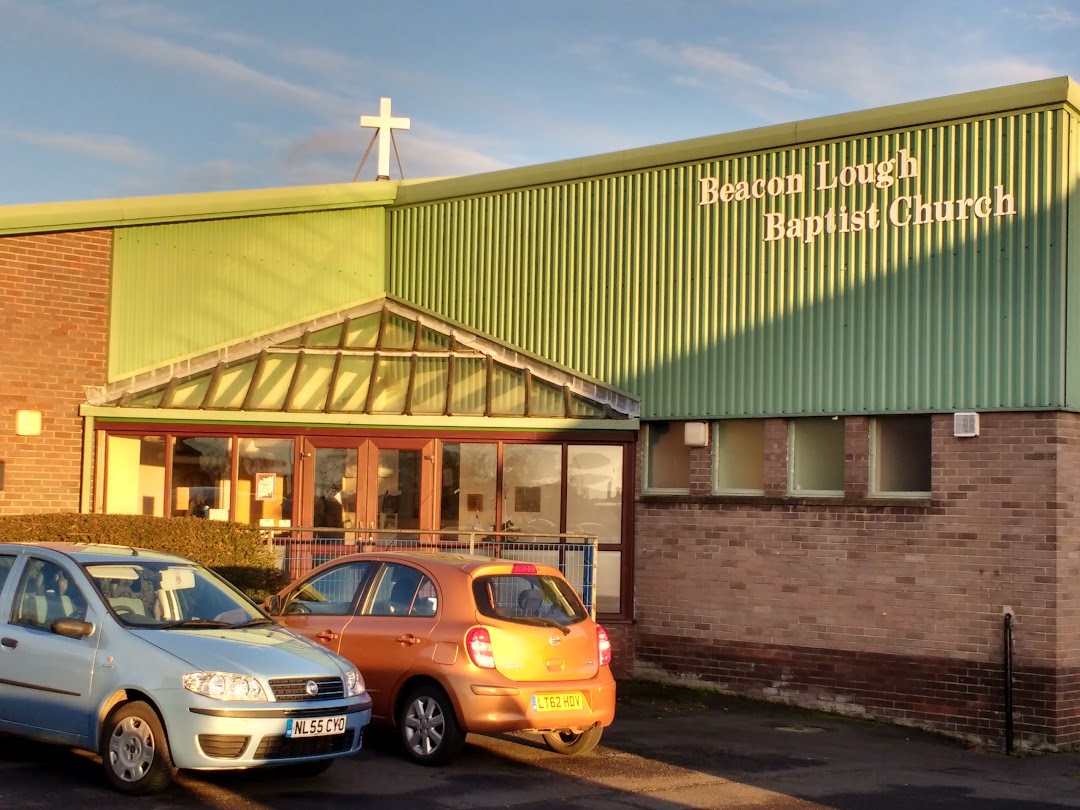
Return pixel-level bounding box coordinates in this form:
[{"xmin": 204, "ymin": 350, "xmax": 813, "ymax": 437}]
[
  {"xmin": 100, "ymin": 701, "xmax": 177, "ymax": 795},
  {"xmin": 398, "ymin": 684, "xmax": 465, "ymax": 765},
  {"xmin": 541, "ymin": 724, "xmax": 604, "ymax": 756}
]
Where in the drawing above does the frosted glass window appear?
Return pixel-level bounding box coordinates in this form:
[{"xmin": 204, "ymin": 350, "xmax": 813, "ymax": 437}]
[
  {"xmin": 288, "ymin": 354, "xmax": 336, "ymax": 411},
  {"xmin": 412, "ymin": 358, "xmax": 448, "ymax": 414},
  {"xmin": 249, "ymin": 355, "xmax": 297, "ymax": 410},
  {"xmin": 306, "ymin": 324, "xmax": 343, "ymax": 348},
  {"xmin": 329, "ymin": 356, "xmax": 374, "ymax": 411},
  {"xmin": 369, "ymin": 357, "xmax": 411, "ymax": 413},
  {"xmin": 789, "ymin": 417, "xmax": 844, "ymax": 496},
  {"xmin": 206, "ymin": 360, "xmax": 256, "ymax": 409},
  {"xmin": 343, "ymin": 314, "xmax": 380, "ymax": 349},
  {"xmin": 381, "ymin": 313, "xmax": 416, "ymax": 350},
  {"xmin": 165, "ymin": 377, "xmax": 210, "ymax": 409},
  {"xmin": 531, "ymin": 379, "xmax": 565, "ymax": 417},
  {"xmin": 713, "ymin": 420, "xmax": 765, "ymax": 494},
  {"xmin": 491, "ymin": 365, "xmax": 525, "ymax": 416},
  {"xmin": 450, "ymin": 358, "xmax": 487, "ymax": 415}
]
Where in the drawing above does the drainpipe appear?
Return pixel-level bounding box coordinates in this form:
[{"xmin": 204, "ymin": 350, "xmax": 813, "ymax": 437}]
[{"xmin": 1003, "ymin": 610, "xmax": 1014, "ymax": 754}]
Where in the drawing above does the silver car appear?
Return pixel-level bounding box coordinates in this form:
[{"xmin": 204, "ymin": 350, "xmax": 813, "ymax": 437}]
[{"xmin": 0, "ymin": 541, "xmax": 372, "ymax": 794}]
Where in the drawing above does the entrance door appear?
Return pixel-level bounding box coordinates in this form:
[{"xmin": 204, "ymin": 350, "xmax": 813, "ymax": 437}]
[{"xmin": 300, "ymin": 438, "xmax": 435, "ymax": 546}]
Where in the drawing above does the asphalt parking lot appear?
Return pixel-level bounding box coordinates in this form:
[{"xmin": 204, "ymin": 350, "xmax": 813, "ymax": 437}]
[{"xmin": 4, "ymin": 681, "xmax": 1080, "ymax": 809}]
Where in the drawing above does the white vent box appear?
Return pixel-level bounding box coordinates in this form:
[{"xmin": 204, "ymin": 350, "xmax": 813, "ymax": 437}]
[
  {"xmin": 953, "ymin": 412, "xmax": 980, "ymax": 438},
  {"xmin": 684, "ymin": 421, "xmax": 710, "ymax": 447}
]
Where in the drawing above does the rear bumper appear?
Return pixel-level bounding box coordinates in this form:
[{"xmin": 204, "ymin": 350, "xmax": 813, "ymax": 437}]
[{"xmin": 455, "ymin": 671, "xmax": 616, "ymax": 734}]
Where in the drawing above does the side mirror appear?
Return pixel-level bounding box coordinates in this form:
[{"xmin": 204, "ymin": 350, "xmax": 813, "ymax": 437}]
[
  {"xmin": 264, "ymin": 594, "xmax": 281, "ymax": 616},
  {"xmin": 52, "ymin": 618, "xmax": 94, "ymax": 639}
]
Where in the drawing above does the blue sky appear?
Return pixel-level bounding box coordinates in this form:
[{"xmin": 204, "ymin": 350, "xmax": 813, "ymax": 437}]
[{"xmin": 0, "ymin": 0, "xmax": 1077, "ymax": 206}]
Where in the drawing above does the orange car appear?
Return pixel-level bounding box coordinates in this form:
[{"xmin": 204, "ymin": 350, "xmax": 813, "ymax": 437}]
[{"xmin": 265, "ymin": 551, "xmax": 616, "ymax": 764}]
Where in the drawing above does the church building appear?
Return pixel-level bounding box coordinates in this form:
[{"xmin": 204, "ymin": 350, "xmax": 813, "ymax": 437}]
[{"xmin": 4, "ymin": 77, "xmax": 1080, "ymax": 749}]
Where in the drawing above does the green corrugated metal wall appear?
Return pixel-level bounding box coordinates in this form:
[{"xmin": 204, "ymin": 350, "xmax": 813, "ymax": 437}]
[
  {"xmin": 391, "ymin": 109, "xmax": 1069, "ymax": 419},
  {"xmin": 1067, "ymin": 110, "xmax": 1080, "ymax": 411},
  {"xmin": 110, "ymin": 208, "xmax": 387, "ymax": 380}
]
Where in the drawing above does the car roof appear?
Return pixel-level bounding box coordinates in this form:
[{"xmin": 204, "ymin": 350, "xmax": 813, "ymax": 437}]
[
  {"xmin": 0, "ymin": 540, "xmax": 192, "ymax": 565},
  {"xmin": 309, "ymin": 550, "xmax": 565, "ymax": 578}
]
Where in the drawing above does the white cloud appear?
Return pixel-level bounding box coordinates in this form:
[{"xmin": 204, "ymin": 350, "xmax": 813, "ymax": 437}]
[
  {"xmin": 1001, "ymin": 4, "xmax": 1080, "ymax": 29},
  {"xmin": 639, "ymin": 40, "xmax": 814, "ymax": 100},
  {"xmin": 0, "ymin": 125, "xmax": 155, "ymax": 167}
]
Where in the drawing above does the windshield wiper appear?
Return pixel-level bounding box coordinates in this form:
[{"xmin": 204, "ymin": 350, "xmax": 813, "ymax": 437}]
[
  {"xmin": 158, "ymin": 619, "xmax": 232, "ymax": 630},
  {"xmin": 231, "ymin": 617, "xmax": 275, "ymax": 629},
  {"xmin": 514, "ymin": 616, "xmax": 571, "ymax": 635}
]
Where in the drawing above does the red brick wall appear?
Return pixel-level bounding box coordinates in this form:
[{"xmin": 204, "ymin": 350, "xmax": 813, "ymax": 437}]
[
  {"xmin": 0, "ymin": 230, "xmax": 111, "ymax": 514},
  {"xmin": 633, "ymin": 413, "xmax": 1078, "ymax": 748}
]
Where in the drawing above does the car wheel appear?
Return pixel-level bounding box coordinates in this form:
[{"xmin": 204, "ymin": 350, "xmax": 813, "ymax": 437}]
[
  {"xmin": 398, "ymin": 684, "xmax": 464, "ymax": 765},
  {"xmin": 541, "ymin": 724, "xmax": 604, "ymax": 756},
  {"xmin": 100, "ymin": 701, "xmax": 177, "ymax": 795}
]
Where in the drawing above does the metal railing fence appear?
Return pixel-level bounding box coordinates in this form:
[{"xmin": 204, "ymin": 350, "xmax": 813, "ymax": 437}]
[{"xmin": 263, "ymin": 527, "xmax": 599, "ymax": 616}]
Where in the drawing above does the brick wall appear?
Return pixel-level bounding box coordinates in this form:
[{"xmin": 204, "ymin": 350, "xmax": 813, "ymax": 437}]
[
  {"xmin": 0, "ymin": 230, "xmax": 111, "ymax": 514},
  {"xmin": 633, "ymin": 412, "xmax": 1078, "ymax": 748}
]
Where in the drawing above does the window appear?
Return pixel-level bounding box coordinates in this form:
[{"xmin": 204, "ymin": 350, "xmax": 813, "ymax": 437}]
[
  {"xmin": 644, "ymin": 421, "xmax": 691, "ymax": 492},
  {"xmin": 0, "ymin": 555, "xmax": 15, "ymax": 593},
  {"xmin": 789, "ymin": 417, "xmax": 844, "ymax": 496},
  {"xmin": 104, "ymin": 435, "xmax": 165, "ymax": 516},
  {"xmin": 440, "ymin": 443, "xmax": 497, "ymax": 532},
  {"xmin": 872, "ymin": 416, "xmax": 931, "ymax": 496},
  {"xmin": 364, "ymin": 564, "xmax": 435, "ymax": 617},
  {"xmin": 236, "ymin": 438, "xmax": 294, "ymax": 527},
  {"xmin": 283, "ymin": 561, "xmax": 373, "ymax": 615},
  {"xmin": 712, "ymin": 420, "xmax": 765, "ymax": 494},
  {"xmin": 172, "ymin": 436, "xmax": 232, "ymax": 519},
  {"xmin": 12, "ymin": 559, "xmax": 88, "ymax": 628}
]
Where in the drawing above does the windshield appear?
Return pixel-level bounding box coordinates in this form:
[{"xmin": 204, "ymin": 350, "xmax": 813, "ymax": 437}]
[
  {"xmin": 85, "ymin": 560, "xmax": 265, "ymax": 628},
  {"xmin": 473, "ymin": 573, "xmax": 587, "ymax": 626}
]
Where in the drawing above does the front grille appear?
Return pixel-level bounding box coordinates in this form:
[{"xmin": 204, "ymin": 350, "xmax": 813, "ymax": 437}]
[
  {"xmin": 198, "ymin": 734, "xmax": 250, "ymax": 759},
  {"xmin": 269, "ymin": 677, "xmax": 344, "ymax": 701},
  {"xmin": 254, "ymin": 730, "xmax": 355, "ymax": 760}
]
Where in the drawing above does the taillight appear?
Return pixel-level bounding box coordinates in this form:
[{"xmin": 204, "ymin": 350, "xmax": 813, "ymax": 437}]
[
  {"xmin": 511, "ymin": 563, "xmax": 537, "ymax": 574},
  {"xmin": 597, "ymin": 625, "xmax": 611, "ymax": 667},
  {"xmin": 466, "ymin": 627, "xmax": 495, "ymax": 669}
]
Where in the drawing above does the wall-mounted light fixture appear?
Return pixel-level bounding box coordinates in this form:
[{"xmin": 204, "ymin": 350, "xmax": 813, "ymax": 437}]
[{"xmin": 15, "ymin": 410, "xmax": 42, "ymax": 437}]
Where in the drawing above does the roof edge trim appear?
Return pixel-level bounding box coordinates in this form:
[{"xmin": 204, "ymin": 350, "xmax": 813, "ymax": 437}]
[
  {"xmin": 395, "ymin": 76, "xmax": 1080, "ymax": 205},
  {"xmin": 0, "ymin": 180, "xmax": 413, "ymax": 237},
  {"xmin": 80, "ymin": 405, "xmax": 639, "ymax": 432}
]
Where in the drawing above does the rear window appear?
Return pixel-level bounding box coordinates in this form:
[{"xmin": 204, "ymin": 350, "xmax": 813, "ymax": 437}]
[{"xmin": 473, "ymin": 574, "xmax": 587, "ymax": 625}]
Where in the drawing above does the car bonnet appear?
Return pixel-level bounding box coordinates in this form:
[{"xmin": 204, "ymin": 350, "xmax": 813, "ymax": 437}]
[{"xmin": 131, "ymin": 624, "xmax": 346, "ymax": 678}]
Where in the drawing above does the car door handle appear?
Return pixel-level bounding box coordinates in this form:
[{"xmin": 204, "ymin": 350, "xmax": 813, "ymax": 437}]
[
  {"xmin": 316, "ymin": 630, "xmax": 339, "ymax": 641},
  {"xmin": 1, "ymin": 637, "xmax": 16, "ymax": 649},
  {"xmin": 395, "ymin": 634, "xmax": 421, "ymax": 646}
]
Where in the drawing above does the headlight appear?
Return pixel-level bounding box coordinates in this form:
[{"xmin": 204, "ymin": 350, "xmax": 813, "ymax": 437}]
[
  {"xmin": 183, "ymin": 672, "xmax": 268, "ymax": 702},
  {"xmin": 344, "ymin": 667, "xmax": 366, "ymax": 697}
]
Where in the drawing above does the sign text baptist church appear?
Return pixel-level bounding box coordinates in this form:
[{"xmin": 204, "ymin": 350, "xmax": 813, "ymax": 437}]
[{"xmin": 697, "ymin": 148, "xmax": 1016, "ymax": 244}]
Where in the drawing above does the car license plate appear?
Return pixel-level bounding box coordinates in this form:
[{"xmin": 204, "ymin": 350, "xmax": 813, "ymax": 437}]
[
  {"xmin": 531, "ymin": 692, "xmax": 585, "ymax": 712},
  {"xmin": 285, "ymin": 715, "xmax": 347, "ymax": 738}
]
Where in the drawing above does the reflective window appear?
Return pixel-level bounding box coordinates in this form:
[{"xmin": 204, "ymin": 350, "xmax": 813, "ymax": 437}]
[
  {"xmin": 644, "ymin": 421, "xmax": 691, "ymax": 491},
  {"xmin": 172, "ymin": 436, "xmax": 232, "ymax": 519},
  {"xmin": 503, "ymin": 445, "xmax": 562, "ymax": 537},
  {"xmin": 567, "ymin": 446, "xmax": 623, "ymax": 545},
  {"xmin": 12, "ymin": 559, "xmax": 88, "ymax": 629},
  {"xmin": 440, "ymin": 443, "xmax": 497, "ymax": 533},
  {"xmin": 236, "ymin": 438, "xmax": 294, "ymax": 527},
  {"xmin": 105, "ymin": 435, "xmax": 166, "ymax": 516},
  {"xmin": 282, "ymin": 561, "xmax": 373, "ymax": 615}
]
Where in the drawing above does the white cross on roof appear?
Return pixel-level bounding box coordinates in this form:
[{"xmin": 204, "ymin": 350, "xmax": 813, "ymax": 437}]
[{"xmin": 360, "ymin": 97, "xmax": 410, "ymax": 179}]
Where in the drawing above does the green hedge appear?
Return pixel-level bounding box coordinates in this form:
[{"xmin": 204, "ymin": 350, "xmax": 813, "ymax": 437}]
[{"xmin": 0, "ymin": 513, "xmax": 289, "ymax": 602}]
